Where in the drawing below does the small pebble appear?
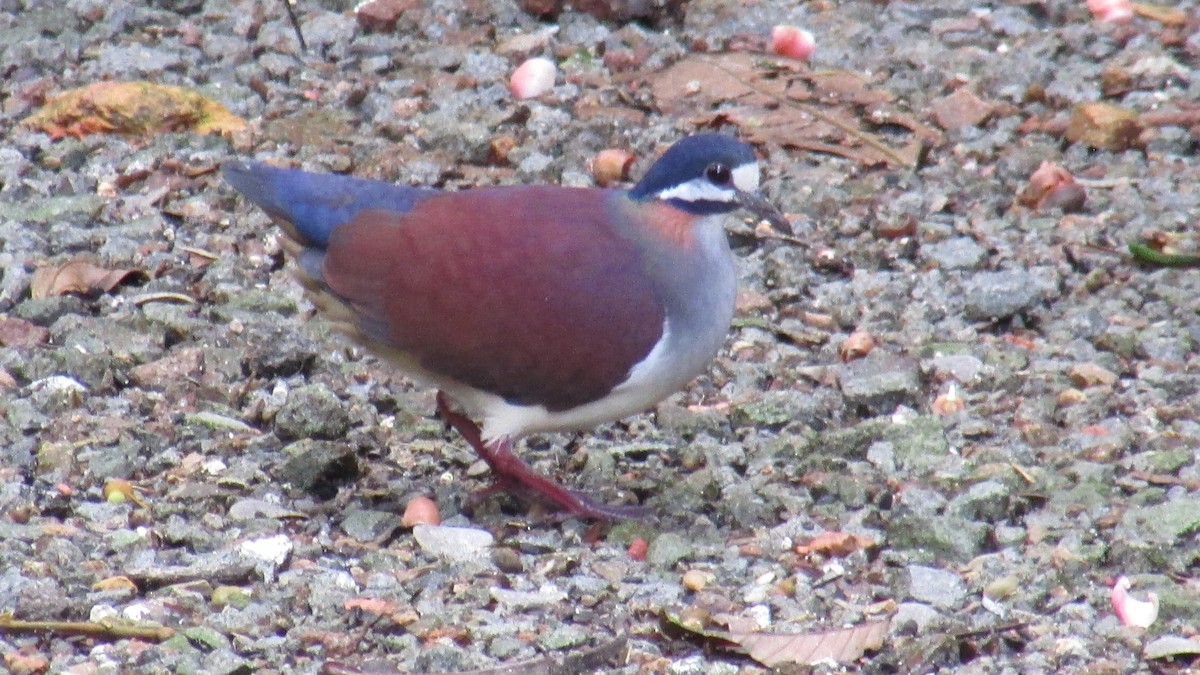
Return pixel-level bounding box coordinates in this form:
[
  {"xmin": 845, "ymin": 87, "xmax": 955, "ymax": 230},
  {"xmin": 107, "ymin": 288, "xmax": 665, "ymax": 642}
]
[{"xmin": 681, "ymin": 569, "xmax": 712, "ymax": 591}]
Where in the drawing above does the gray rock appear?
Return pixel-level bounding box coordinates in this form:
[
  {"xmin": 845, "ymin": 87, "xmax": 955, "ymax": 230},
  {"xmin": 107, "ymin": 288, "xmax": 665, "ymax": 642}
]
[
  {"xmin": 907, "ymin": 565, "xmax": 967, "ymax": 609},
  {"xmin": 888, "ymin": 513, "xmax": 989, "ymax": 563},
  {"xmin": 730, "ymin": 389, "xmax": 824, "ymax": 430},
  {"xmin": 866, "ymin": 441, "xmax": 897, "ymax": 472},
  {"xmin": 277, "ymin": 439, "xmax": 360, "ymax": 499},
  {"xmin": 12, "ymin": 296, "xmax": 87, "ymax": 325},
  {"xmin": 924, "ymin": 237, "xmax": 987, "ymax": 269},
  {"xmin": 413, "ymin": 644, "xmax": 490, "ymax": 673},
  {"xmin": 274, "ymin": 384, "xmax": 351, "ymax": 440},
  {"xmin": 927, "ymin": 353, "xmax": 986, "ymax": 383},
  {"xmin": 27, "ymin": 375, "xmax": 86, "ymax": 415},
  {"xmin": 1116, "ymin": 498, "xmax": 1200, "ymax": 545},
  {"xmin": 961, "ymin": 269, "xmax": 1048, "ymax": 321},
  {"xmin": 647, "ymin": 532, "xmax": 692, "ymax": 568},
  {"xmin": 947, "ymin": 480, "xmax": 1011, "ymax": 522},
  {"xmin": 5, "ymin": 398, "xmax": 49, "ymax": 432},
  {"xmin": 668, "ymin": 655, "xmax": 740, "ymax": 674},
  {"xmin": 5, "ymin": 194, "xmax": 105, "ymax": 224},
  {"xmin": 892, "ymin": 601, "xmax": 943, "ymax": 634},
  {"xmin": 413, "ymin": 525, "xmax": 494, "ymax": 563},
  {"xmin": 340, "ymin": 509, "xmax": 399, "ymax": 542},
  {"xmin": 839, "ymin": 351, "xmax": 921, "ymax": 415},
  {"xmin": 1143, "ymin": 636, "xmax": 1200, "ymax": 660},
  {"xmin": 488, "ymin": 636, "xmax": 526, "ymax": 659}
]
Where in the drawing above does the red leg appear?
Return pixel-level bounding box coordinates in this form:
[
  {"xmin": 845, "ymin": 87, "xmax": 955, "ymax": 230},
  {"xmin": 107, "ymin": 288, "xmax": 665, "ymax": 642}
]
[{"xmin": 436, "ymin": 392, "xmax": 645, "ymax": 520}]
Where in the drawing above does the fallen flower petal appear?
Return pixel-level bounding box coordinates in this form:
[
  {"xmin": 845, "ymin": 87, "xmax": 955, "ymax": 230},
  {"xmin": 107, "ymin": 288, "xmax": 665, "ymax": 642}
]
[
  {"xmin": 510, "ymin": 57, "xmax": 556, "ymax": 99},
  {"xmin": 1087, "ymin": 0, "xmax": 1133, "ymax": 23},
  {"xmin": 770, "ymin": 25, "xmax": 815, "ymax": 61},
  {"xmin": 1111, "ymin": 576, "xmax": 1159, "ymax": 628}
]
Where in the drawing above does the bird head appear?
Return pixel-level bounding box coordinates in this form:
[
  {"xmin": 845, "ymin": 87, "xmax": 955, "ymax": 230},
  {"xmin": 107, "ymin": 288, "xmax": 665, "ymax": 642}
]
[{"xmin": 629, "ymin": 134, "xmax": 791, "ymax": 233}]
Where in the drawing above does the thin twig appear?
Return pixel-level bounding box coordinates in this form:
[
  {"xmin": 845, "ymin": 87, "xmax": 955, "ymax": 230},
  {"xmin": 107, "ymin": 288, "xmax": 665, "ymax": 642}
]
[
  {"xmin": 280, "ymin": 0, "xmax": 307, "ymax": 52},
  {"xmin": 0, "ymin": 613, "xmax": 175, "ymax": 641}
]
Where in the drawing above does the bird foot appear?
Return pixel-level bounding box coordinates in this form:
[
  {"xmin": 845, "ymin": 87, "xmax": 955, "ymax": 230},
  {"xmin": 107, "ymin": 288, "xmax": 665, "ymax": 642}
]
[{"xmin": 436, "ymin": 393, "xmax": 645, "ymax": 521}]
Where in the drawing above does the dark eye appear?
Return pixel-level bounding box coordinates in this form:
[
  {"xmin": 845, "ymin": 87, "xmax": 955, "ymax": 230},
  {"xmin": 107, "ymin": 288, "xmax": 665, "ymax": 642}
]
[{"xmin": 705, "ymin": 163, "xmax": 732, "ymax": 185}]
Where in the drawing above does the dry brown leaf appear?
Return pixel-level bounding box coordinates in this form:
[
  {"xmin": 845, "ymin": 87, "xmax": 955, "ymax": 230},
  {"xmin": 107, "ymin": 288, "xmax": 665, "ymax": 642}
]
[
  {"xmin": 734, "ymin": 620, "xmax": 890, "ymax": 667},
  {"xmin": 795, "ymin": 531, "xmax": 877, "ymax": 557},
  {"xmin": 662, "ymin": 609, "xmax": 890, "ymax": 667},
  {"xmin": 23, "ymin": 81, "xmax": 245, "ymax": 140},
  {"xmin": 30, "ymin": 260, "xmax": 141, "ymax": 299},
  {"xmin": 642, "ymin": 53, "xmax": 939, "ymax": 167}
]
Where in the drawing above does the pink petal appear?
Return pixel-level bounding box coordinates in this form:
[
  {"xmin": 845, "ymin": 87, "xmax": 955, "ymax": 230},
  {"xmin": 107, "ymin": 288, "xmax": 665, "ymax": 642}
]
[
  {"xmin": 1111, "ymin": 576, "xmax": 1159, "ymax": 628},
  {"xmin": 509, "ymin": 57, "xmax": 556, "ymax": 99},
  {"xmin": 770, "ymin": 25, "xmax": 815, "ymax": 61},
  {"xmin": 1086, "ymin": 0, "xmax": 1133, "ymax": 23}
]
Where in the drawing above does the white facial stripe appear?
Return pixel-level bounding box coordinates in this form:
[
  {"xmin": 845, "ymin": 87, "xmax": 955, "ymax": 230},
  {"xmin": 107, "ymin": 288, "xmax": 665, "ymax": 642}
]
[
  {"xmin": 651, "ymin": 162, "xmax": 761, "ymax": 203},
  {"xmin": 731, "ymin": 162, "xmax": 760, "ymax": 192},
  {"xmin": 654, "ymin": 176, "xmax": 739, "ymax": 203}
]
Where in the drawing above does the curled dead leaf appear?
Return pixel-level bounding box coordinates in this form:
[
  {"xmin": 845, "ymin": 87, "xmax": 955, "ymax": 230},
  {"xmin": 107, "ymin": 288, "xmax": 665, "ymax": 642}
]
[
  {"xmin": 591, "ymin": 148, "xmax": 635, "ymax": 187},
  {"xmin": 1017, "ymin": 161, "xmax": 1086, "ymax": 213},
  {"xmin": 1111, "ymin": 576, "xmax": 1158, "ymax": 628},
  {"xmin": 839, "ymin": 331, "xmax": 875, "ymax": 362},
  {"xmin": 30, "ymin": 260, "xmax": 142, "ymax": 300}
]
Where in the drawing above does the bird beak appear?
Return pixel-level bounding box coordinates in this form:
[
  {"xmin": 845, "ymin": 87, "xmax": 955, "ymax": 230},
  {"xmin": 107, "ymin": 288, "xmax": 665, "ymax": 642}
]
[{"xmin": 737, "ymin": 190, "xmax": 793, "ymax": 235}]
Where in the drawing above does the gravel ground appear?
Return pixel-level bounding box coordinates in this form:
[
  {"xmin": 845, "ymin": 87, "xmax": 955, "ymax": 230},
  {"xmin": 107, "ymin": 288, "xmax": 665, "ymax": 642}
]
[{"xmin": 2, "ymin": 0, "xmax": 1200, "ymax": 672}]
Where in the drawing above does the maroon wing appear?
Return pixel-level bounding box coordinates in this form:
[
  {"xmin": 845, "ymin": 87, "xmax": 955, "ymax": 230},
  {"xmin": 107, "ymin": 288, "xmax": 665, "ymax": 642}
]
[{"xmin": 319, "ymin": 186, "xmax": 666, "ymax": 411}]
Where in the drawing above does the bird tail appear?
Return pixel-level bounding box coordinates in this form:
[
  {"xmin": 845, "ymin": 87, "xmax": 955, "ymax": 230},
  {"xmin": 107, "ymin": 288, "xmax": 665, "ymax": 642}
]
[
  {"xmin": 220, "ymin": 162, "xmax": 437, "ymax": 250},
  {"xmin": 221, "ymin": 161, "xmax": 438, "ymax": 333}
]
